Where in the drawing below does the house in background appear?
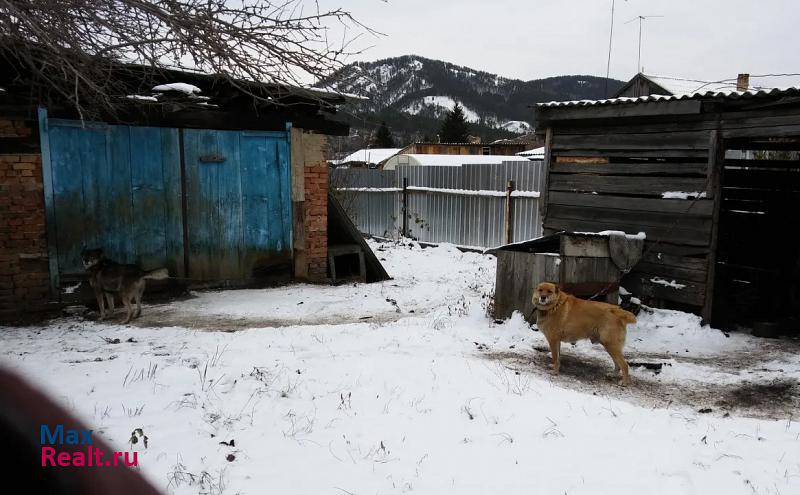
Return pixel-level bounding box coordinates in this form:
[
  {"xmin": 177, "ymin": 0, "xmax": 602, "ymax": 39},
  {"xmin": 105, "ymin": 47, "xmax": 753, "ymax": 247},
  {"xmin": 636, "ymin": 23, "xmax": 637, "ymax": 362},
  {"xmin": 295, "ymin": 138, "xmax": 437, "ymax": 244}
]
[
  {"xmin": 402, "ymin": 141, "xmax": 529, "ymax": 157},
  {"xmin": 382, "ymin": 153, "xmax": 525, "ymax": 170},
  {"xmin": 0, "ymin": 57, "xmax": 360, "ymax": 315},
  {"xmin": 335, "ymin": 147, "xmax": 403, "ymax": 168},
  {"xmin": 614, "ymin": 72, "xmax": 753, "ymax": 98},
  {"xmin": 332, "ymin": 140, "xmax": 537, "ymax": 170}
]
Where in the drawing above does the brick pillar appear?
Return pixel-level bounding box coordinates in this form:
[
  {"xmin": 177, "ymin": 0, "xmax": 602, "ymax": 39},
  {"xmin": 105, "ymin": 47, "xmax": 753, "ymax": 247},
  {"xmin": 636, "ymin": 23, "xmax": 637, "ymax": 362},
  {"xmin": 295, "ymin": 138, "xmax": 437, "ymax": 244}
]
[
  {"xmin": 0, "ymin": 119, "xmax": 50, "ymax": 314},
  {"xmin": 290, "ymin": 128, "xmax": 329, "ymax": 282}
]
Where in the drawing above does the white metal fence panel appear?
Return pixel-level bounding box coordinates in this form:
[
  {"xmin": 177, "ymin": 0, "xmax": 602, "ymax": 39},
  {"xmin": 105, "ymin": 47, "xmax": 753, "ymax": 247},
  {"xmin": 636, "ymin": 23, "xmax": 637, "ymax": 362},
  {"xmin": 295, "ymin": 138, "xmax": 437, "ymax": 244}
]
[{"xmin": 331, "ymin": 160, "xmax": 544, "ymax": 248}]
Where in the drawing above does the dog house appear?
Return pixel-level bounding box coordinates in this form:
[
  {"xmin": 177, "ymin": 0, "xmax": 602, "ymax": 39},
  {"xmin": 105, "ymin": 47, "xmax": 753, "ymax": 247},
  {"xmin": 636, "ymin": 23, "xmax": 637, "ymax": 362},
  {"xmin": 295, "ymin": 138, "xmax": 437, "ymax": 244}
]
[{"xmin": 489, "ymin": 231, "xmax": 644, "ymax": 323}]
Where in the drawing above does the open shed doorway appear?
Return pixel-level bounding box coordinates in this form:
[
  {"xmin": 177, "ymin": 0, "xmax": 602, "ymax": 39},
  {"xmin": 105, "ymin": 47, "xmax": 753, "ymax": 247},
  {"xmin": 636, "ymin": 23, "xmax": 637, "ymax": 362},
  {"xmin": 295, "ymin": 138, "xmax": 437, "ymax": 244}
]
[{"xmin": 713, "ymin": 138, "xmax": 800, "ymax": 334}]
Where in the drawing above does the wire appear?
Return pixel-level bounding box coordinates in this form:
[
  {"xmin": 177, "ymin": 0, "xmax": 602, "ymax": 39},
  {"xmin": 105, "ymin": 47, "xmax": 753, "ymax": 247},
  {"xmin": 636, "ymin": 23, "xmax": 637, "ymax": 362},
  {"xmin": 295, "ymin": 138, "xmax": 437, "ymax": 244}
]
[
  {"xmin": 604, "ymin": 0, "xmax": 617, "ymax": 97},
  {"xmin": 643, "ymin": 73, "xmax": 800, "ymax": 94}
]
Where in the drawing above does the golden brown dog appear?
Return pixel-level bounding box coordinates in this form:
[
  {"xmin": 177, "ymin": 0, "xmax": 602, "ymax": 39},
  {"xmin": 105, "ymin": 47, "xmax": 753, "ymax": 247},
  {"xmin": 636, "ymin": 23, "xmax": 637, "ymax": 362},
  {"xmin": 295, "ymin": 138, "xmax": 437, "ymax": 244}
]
[{"xmin": 532, "ymin": 282, "xmax": 636, "ymax": 385}]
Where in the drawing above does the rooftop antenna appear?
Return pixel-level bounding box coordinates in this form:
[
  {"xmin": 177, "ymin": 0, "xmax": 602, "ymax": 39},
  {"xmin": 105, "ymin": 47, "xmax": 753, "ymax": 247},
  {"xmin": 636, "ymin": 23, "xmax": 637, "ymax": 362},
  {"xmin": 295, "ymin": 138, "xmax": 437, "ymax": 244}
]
[{"xmin": 625, "ymin": 15, "xmax": 664, "ymax": 73}]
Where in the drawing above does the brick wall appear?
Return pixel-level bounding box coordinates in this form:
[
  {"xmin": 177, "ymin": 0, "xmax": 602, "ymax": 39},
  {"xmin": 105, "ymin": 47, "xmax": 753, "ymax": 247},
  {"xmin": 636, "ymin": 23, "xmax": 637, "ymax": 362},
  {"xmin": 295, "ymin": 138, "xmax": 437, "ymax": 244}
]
[
  {"xmin": 290, "ymin": 129, "xmax": 329, "ymax": 281},
  {"xmin": 304, "ymin": 160, "xmax": 328, "ymax": 280},
  {"xmin": 0, "ymin": 119, "xmax": 50, "ymax": 313}
]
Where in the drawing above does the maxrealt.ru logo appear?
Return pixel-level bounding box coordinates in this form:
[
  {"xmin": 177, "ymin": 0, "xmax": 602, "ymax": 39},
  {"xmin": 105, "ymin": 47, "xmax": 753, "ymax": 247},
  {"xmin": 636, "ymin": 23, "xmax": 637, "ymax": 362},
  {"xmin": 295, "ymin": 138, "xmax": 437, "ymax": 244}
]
[{"xmin": 40, "ymin": 425, "xmax": 138, "ymax": 467}]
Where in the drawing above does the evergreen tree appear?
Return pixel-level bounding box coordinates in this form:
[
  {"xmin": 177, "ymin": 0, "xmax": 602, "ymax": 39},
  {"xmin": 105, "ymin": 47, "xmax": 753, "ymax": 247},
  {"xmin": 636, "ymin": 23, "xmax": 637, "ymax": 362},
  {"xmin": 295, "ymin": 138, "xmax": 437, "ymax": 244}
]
[
  {"xmin": 439, "ymin": 103, "xmax": 471, "ymax": 143},
  {"xmin": 373, "ymin": 121, "xmax": 395, "ymax": 148}
]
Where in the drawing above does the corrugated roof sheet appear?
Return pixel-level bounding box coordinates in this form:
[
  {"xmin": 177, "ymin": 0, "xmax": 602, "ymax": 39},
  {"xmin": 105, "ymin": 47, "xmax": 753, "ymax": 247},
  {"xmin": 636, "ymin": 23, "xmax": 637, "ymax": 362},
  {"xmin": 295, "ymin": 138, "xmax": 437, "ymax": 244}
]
[
  {"xmin": 537, "ymin": 86, "xmax": 800, "ymax": 109},
  {"xmin": 340, "ymin": 148, "xmax": 403, "ymax": 164},
  {"xmin": 516, "ymin": 146, "xmax": 545, "ymax": 158}
]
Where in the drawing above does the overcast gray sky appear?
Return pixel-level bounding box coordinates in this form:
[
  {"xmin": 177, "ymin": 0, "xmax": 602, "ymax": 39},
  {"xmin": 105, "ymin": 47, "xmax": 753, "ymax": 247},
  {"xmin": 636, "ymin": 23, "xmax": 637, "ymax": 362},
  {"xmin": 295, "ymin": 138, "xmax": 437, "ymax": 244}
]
[{"xmin": 322, "ymin": 0, "xmax": 800, "ymax": 88}]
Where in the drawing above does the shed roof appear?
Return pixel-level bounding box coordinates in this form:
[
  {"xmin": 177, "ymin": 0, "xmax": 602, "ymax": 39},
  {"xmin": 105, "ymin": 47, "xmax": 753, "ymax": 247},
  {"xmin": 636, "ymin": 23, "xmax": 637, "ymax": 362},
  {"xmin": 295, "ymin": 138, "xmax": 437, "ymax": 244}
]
[
  {"xmin": 537, "ymin": 86, "xmax": 800, "ymax": 109},
  {"xmin": 0, "ymin": 56, "xmax": 352, "ymax": 134},
  {"xmin": 340, "ymin": 148, "xmax": 403, "ymax": 165},
  {"xmin": 383, "ymin": 154, "xmax": 528, "ymax": 169},
  {"xmin": 516, "ymin": 146, "xmax": 545, "ymax": 159}
]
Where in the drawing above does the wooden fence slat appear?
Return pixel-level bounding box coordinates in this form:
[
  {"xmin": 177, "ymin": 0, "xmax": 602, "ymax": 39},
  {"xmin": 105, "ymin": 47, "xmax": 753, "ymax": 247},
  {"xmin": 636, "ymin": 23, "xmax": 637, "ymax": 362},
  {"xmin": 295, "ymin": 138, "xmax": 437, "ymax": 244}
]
[
  {"xmin": 548, "ymin": 175, "xmax": 711, "ymax": 197},
  {"xmin": 548, "ymin": 191, "xmax": 714, "ymax": 216},
  {"xmin": 550, "ymin": 162, "xmax": 708, "ymax": 176}
]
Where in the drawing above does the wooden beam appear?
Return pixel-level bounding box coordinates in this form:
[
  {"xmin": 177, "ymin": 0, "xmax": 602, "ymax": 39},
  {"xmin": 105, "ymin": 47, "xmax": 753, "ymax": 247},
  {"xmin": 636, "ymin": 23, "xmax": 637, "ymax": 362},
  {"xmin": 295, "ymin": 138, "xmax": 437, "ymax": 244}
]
[
  {"xmin": 547, "ymin": 204, "xmax": 711, "ymax": 234},
  {"xmin": 550, "ymin": 162, "xmax": 707, "ymax": 176},
  {"xmin": 548, "ymin": 191, "xmax": 714, "ymax": 216},
  {"xmin": 554, "ymin": 149, "xmax": 708, "ymax": 159},
  {"xmin": 544, "ymin": 217, "xmax": 709, "ymax": 246},
  {"xmin": 540, "ymin": 127, "xmax": 553, "ymax": 225},
  {"xmin": 552, "ymin": 130, "xmax": 710, "ymax": 150},
  {"xmin": 535, "ymin": 99, "xmax": 702, "ymax": 124},
  {"xmin": 622, "ymin": 271, "xmax": 706, "ymax": 306},
  {"xmin": 548, "ymin": 175, "xmax": 711, "ymax": 197},
  {"xmin": 702, "ymin": 129, "xmax": 724, "ymax": 323}
]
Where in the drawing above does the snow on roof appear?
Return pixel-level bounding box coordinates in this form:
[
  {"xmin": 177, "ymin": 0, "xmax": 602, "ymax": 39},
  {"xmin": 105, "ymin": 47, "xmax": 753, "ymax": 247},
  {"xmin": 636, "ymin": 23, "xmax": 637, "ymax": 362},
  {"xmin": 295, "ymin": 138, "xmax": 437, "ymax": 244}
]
[
  {"xmin": 538, "ymin": 86, "xmax": 800, "ymax": 109},
  {"xmin": 152, "ymin": 82, "xmax": 202, "ymax": 95},
  {"xmin": 340, "ymin": 148, "xmax": 403, "ymax": 165},
  {"xmin": 383, "ymin": 154, "xmax": 529, "ymax": 169},
  {"xmin": 126, "ymin": 94, "xmax": 159, "ymax": 102},
  {"xmin": 516, "ymin": 146, "xmax": 545, "ymax": 158}
]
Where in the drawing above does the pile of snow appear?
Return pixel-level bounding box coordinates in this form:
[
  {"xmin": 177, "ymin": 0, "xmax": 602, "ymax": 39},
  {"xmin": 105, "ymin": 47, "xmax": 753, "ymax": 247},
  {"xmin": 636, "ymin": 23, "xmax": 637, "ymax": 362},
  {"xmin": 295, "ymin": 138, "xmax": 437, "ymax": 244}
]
[
  {"xmin": 662, "ymin": 191, "xmax": 707, "ymax": 199},
  {"xmin": 650, "ymin": 276, "xmax": 687, "ymax": 289},
  {"xmin": 152, "ymin": 82, "xmax": 202, "ymax": 95},
  {"xmin": 126, "ymin": 94, "xmax": 159, "ymax": 102},
  {"xmin": 499, "ymin": 120, "xmax": 532, "ymax": 134},
  {"xmin": 598, "ymin": 230, "xmax": 647, "ymax": 240}
]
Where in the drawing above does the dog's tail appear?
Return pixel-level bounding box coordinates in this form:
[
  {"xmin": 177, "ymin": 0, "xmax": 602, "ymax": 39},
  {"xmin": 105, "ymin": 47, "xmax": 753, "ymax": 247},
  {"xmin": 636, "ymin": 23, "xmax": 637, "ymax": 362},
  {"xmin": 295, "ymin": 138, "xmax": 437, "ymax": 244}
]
[
  {"xmin": 143, "ymin": 268, "xmax": 169, "ymax": 280},
  {"xmin": 611, "ymin": 307, "xmax": 637, "ymax": 325}
]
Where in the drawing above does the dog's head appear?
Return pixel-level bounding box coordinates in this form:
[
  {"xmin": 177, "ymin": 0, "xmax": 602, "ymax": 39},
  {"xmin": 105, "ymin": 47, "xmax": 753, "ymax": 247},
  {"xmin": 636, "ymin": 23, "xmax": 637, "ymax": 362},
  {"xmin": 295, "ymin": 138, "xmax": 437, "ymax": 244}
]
[
  {"xmin": 80, "ymin": 248, "xmax": 104, "ymax": 269},
  {"xmin": 533, "ymin": 282, "xmax": 560, "ymax": 309}
]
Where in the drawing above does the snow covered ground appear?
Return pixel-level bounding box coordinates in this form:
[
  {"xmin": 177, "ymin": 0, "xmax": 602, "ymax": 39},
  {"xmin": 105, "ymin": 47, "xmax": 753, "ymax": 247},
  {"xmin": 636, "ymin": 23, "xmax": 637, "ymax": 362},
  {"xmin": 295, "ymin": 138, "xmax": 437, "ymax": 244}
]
[{"xmin": 2, "ymin": 240, "xmax": 799, "ymax": 494}]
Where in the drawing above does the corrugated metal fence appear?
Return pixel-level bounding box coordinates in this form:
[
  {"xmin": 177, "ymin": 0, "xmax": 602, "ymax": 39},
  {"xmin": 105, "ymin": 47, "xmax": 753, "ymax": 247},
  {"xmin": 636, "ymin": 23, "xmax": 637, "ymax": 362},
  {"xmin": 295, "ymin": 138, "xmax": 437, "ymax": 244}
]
[{"xmin": 331, "ymin": 161, "xmax": 545, "ymax": 248}]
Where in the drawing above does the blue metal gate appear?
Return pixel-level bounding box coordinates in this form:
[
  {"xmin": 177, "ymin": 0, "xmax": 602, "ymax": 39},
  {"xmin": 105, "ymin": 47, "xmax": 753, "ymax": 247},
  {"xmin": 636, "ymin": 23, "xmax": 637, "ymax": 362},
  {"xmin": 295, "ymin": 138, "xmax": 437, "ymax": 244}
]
[{"xmin": 39, "ymin": 110, "xmax": 292, "ymax": 293}]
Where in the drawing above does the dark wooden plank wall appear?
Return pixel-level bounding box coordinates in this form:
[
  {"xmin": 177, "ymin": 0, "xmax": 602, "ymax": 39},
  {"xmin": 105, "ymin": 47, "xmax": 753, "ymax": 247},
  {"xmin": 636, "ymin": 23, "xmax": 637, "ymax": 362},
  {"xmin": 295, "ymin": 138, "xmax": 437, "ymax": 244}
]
[
  {"xmin": 713, "ymin": 154, "xmax": 800, "ymax": 324},
  {"xmin": 544, "ymin": 122, "xmax": 714, "ymax": 309}
]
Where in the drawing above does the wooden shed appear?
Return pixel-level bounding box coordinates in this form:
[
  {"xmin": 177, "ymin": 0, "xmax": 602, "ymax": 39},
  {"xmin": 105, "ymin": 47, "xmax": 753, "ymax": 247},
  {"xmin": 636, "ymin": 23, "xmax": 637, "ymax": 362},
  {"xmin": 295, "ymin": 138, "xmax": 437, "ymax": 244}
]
[
  {"xmin": 0, "ymin": 56, "xmax": 366, "ymax": 315},
  {"xmin": 534, "ymin": 88, "xmax": 800, "ymax": 329}
]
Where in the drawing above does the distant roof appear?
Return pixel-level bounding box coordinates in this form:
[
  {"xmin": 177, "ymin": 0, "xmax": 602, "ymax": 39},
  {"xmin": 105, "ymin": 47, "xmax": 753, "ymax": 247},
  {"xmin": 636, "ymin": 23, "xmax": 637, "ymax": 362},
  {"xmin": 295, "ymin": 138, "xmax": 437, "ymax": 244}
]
[
  {"xmin": 537, "ymin": 86, "xmax": 800, "ymax": 109},
  {"xmin": 492, "ymin": 133, "xmax": 541, "ymax": 145},
  {"xmin": 638, "ymin": 74, "xmax": 740, "ymax": 95},
  {"xmin": 383, "ymin": 154, "xmax": 528, "ymax": 169},
  {"xmin": 516, "ymin": 146, "xmax": 545, "ymax": 158},
  {"xmin": 411, "ymin": 141, "xmax": 485, "ymax": 146},
  {"xmin": 340, "ymin": 148, "xmax": 403, "ymax": 165}
]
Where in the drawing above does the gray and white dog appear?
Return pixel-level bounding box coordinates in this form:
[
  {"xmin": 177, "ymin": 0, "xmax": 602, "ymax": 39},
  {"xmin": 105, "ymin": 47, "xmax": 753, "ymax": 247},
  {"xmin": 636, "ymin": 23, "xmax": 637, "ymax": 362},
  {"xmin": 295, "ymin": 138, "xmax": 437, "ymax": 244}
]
[{"xmin": 81, "ymin": 248, "xmax": 168, "ymax": 323}]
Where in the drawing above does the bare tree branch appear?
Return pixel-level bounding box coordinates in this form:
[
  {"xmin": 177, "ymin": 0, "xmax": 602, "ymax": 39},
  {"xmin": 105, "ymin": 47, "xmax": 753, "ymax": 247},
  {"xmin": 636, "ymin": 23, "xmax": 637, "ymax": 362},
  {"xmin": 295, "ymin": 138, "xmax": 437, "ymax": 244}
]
[{"xmin": 0, "ymin": 0, "xmax": 375, "ymax": 117}]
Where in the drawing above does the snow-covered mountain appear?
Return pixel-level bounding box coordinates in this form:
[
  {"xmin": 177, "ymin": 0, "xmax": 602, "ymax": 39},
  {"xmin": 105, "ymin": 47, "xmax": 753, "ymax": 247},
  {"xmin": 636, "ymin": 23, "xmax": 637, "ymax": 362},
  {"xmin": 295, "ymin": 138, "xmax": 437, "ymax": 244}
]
[{"xmin": 320, "ymin": 55, "xmax": 622, "ymax": 142}]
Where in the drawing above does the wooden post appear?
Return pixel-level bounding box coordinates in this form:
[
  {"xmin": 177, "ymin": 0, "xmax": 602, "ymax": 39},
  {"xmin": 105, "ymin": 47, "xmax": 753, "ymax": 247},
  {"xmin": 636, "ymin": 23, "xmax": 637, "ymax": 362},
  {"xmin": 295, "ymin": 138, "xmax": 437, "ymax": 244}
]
[
  {"xmin": 540, "ymin": 127, "xmax": 553, "ymax": 233},
  {"xmin": 504, "ymin": 179, "xmax": 515, "ymax": 244},
  {"xmin": 401, "ymin": 177, "xmax": 409, "ymax": 238},
  {"xmin": 702, "ymin": 129, "xmax": 723, "ymax": 324}
]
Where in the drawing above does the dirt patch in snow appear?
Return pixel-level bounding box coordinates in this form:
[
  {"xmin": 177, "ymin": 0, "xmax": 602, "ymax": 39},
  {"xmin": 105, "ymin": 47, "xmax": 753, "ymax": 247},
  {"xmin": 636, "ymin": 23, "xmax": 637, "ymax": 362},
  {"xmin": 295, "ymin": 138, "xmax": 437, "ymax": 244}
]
[
  {"xmin": 125, "ymin": 307, "xmax": 407, "ymax": 330},
  {"xmin": 482, "ymin": 346, "xmax": 799, "ymax": 420}
]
